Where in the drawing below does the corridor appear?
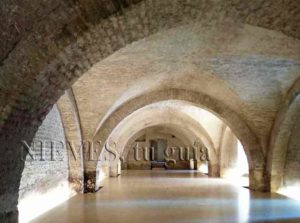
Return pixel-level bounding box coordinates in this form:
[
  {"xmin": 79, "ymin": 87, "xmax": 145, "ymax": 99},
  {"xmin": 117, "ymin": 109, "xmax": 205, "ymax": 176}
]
[{"xmin": 33, "ymin": 170, "xmax": 300, "ymax": 223}]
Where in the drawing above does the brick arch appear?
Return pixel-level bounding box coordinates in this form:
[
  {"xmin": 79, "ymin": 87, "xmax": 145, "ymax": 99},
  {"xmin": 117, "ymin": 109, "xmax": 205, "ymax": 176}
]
[
  {"xmin": 104, "ymin": 102, "xmax": 218, "ymax": 158},
  {"xmin": 93, "ymin": 89, "xmax": 266, "ymax": 191},
  {"xmin": 114, "ymin": 121, "xmax": 219, "ymax": 177},
  {"xmin": 119, "ymin": 124, "xmax": 213, "ymax": 172},
  {"xmin": 1, "ymin": 0, "xmax": 300, "ymax": 135},
  {"xmin": 267, "ymin": 78, "xmax": 300, "ymax": 191},
  {"xmin": 102, "ymin": 105, "xmax": 219, "ymax": 166},
  {"xmin": 57, "ymin": 90, "xmax": 84, "ymax": 193},
  {"xmin": 0, "ymin": 1, "xmax": 235, "ymax": 218},
  {"xmin": 0, "ymin": 0, "xmax": 299, "ymax": 219}
]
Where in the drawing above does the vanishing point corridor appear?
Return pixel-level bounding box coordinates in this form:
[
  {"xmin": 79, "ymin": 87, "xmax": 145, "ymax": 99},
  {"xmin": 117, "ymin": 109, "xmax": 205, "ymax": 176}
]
[{"xmin": 1, "ymin": 1, "xmax": 300, "ymax": 222}]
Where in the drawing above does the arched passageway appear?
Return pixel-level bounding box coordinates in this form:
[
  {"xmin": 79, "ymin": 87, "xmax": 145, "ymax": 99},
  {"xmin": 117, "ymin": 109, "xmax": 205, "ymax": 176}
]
[
  {"xmin": 0, "ymin": 1, "xmax": 300, "ymax": 222},
  {"xmin": 95, "ymin": 100, "xmax": 250, "ymax": 185}
]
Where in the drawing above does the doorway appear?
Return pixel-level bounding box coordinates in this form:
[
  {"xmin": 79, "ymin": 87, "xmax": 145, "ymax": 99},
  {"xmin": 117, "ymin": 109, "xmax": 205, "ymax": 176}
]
[{"xmin": 150, "ymin": 139, "xmax": 167, "ymax": 162}]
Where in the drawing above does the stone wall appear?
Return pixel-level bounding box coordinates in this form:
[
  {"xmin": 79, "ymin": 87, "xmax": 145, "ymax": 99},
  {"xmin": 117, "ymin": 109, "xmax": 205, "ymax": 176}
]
[
  {"xmin": 284, "ymin": 116, "xmax": 300, "ymax": 186},
  {"xmin": 126, "ymin": 131, "xmax": 193, "ymax": 170},
  {"xmin": 267, "ymin": 82, "xmax": 300, "ymax": 191},
  {"xmin": 57, "ymin": 90, "xmax": 84, "ymax": 193},
  {"xmin": 18, "ymin": 105, "xmax": 68, "ymax": 200},
  {"xmin": 0, "ymin": 0, "xmax": 299, "ymax": 220},
  {"xmin": 220, "ymin": 127, "xmax": 238, "ymax": 177}
]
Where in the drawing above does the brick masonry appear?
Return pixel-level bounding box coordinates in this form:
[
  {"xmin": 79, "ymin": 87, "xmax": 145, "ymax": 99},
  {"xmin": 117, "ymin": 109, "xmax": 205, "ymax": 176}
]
[
  {"xmin": 0, "ymin": 0, "xmax": 299, "ymax": 221},
  {"xmin": 19, "ymin": 105, "xmax": 68, "ymax": 200}
]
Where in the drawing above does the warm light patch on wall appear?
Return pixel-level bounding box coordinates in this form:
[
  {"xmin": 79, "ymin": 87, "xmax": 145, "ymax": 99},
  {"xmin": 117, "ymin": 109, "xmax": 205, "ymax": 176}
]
[
  {"xmin": 223, "ymin": 141, "xmax": 249, "ymax": 187},
  {"xmin": 18, "ymin": 181, "xmax": 75, "ymax": 223},
  {"xmin": 222, "ymin": 170, "xmax": 249, "ymax": 187},
  {"xmin": 198, "ymin": 163, "xmax": 208, "ymax": 174},
  {"xmin": 96, "ymin": 162, "xmax": 109, "ymax": 189}
]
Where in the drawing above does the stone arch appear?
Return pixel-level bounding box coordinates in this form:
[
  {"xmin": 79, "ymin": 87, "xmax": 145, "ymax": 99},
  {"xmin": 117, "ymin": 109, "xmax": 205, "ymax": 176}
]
[
  {"xmin": 56, "ymin": 90, "xmax": 84, "ymax": 193},
  {"xmin": 104, "ymin": 101, "xmax": 218, "ymax": 160},
  {"xmin": 0, "ymin": 2, "xmax": 220, "ymax": 216},
  {"xmin": 119, "ymin": 123, "xmax": 218, "ymax": 176},
  {"xmin": 0, "ymin": 0, "xmax": 256, "ymax": 132},
  {"xmin": 267, "ymin": 78, "xmax": 300, "ymax": 191},
  {"xmin": 93, "ymin": 90, "xmax": 266, "ymax": 191},
  {"xmin": 1, "ymin": 0, "xmax": 299, "ymax": 139},
  {"xmin": 0, "ymin": 0, "xmax": 299, "ymax": 219},
  {"xmin": 101, "ymin": 104, "xmax": 220, "ymax": 172},
  {"xmin": 94, "ymin": 90, "xmax": 263, "ymax": 167}
]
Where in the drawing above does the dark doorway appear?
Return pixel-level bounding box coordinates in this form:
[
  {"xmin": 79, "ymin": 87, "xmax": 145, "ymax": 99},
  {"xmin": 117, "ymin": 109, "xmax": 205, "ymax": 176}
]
[{"xmin": 150, "ymin": 139, "xmax": 167, "ymax": 162}]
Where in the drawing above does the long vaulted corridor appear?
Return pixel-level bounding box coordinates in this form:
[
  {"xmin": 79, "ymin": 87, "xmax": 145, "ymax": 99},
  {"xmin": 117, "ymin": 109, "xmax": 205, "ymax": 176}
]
[
  {"xmin": 1, "ymin": 0, "xmax": 300, "ymax": 222},
  {"xmin": 33, "ymin": 170, "xmax": 300, "ymax": 223}
]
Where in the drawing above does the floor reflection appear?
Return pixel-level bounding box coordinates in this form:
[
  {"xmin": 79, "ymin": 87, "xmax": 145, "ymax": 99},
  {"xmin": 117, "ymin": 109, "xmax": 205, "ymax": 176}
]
[{"xmin": 33, "ymin": 170, "xmax": 300, "ymax": 223}]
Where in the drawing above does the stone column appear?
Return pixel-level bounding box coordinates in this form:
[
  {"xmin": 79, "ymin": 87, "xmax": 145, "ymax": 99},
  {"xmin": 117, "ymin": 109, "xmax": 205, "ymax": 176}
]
[
  {"xmin": 249, "ymin": 168, "xmax": 269, "ymax": 192},
  {"xmin": 0, "ymin": 208, "xmax": 18, "ymax": 223},
  {"xmin": 109, "ymin": 160, "xmax": 121, "ymax": 177},
  {"xmin": 208, "ymin": 163, "xmax": 220, "ymax": 177},
  {"xmin": 0, "ymin": 131, "xmax": 32, "ymax": 223},
  {"xmin": 83, "ymin": 171, "xmax": 97, "ymax": 193}
]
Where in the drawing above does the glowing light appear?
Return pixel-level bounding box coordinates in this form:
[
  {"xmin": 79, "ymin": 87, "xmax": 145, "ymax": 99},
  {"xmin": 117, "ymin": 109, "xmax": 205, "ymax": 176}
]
[
  {"xmin": 18, "ymin": 181, "xmax": 75, "ymax": 223},
  {"xmin": 277, "ymin": 186, "xmax": 300, "ymax": 201},
  {"xmin": 96, "ymin": 165, "xmax": 109, "ymax": 189},
  {"xmin": 222, "ymin": 141, "xmax": 249, "ymax": 187},
  {"xmin": 222, "ymin": 169, "xmax": 249, "ymax": 187},
  {"xmin": 198, "ymin": 163, "xmax": 208, "ymax": 174},
  {"xmin": 237, "ymin": 141, "xmax": 248, "ymax": 175}
]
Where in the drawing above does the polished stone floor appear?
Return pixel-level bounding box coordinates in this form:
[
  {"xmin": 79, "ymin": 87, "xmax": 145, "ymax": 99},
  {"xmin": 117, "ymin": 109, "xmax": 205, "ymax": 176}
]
[{"xmin": 33, "ymin": 170, "xmax": 300, "ymax": 223}]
